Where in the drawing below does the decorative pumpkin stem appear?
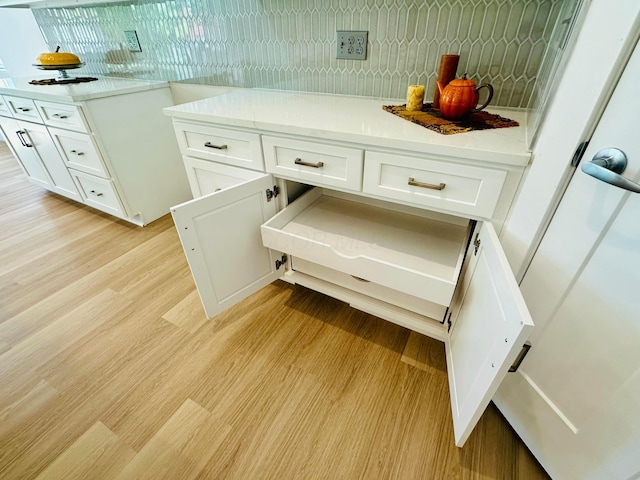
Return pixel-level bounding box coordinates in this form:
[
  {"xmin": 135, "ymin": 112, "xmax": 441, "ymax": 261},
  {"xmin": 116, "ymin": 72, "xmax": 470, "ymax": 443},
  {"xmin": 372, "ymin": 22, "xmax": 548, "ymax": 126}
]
[{"xmin": 55, "ymin": 46, "xmax": 60, "ymax": 52}]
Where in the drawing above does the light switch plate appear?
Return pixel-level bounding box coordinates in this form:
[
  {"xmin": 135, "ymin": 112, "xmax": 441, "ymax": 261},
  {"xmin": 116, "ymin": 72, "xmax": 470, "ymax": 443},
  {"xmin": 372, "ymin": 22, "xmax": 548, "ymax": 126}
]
[
  {"xmin": 336, "ymin": 31, "xmax": 368, "ymax": 60},
  {"xmin": 124, "ymin": 30, "xmax": 142, "ymax": 52}
]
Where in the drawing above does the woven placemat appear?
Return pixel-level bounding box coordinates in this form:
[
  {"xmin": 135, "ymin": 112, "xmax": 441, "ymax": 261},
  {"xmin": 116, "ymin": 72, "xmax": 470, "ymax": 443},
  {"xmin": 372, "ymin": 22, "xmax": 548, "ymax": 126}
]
[
  {"xmin": 383, "ymin": 102, "xmax": 519, "ymax": 135},
  {"xmin": 29, "ymin": 77, "xmax": 99, "ymax": 86}
]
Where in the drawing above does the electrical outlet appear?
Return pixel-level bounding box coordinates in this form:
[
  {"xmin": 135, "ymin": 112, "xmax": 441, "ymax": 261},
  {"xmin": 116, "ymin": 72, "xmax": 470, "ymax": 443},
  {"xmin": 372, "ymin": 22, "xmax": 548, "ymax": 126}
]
[
  {"xmin": 124, "ymin": 30, "xmax": 142, "ymax": 53},
  {"xmin": 336, "ymin": 31, "xmax": 368, "ymax": 60}
]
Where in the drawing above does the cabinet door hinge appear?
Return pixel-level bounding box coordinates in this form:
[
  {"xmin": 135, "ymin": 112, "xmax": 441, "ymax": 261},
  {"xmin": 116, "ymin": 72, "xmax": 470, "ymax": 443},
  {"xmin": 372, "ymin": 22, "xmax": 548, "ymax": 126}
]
[
  {"xmin": 446, "ymin": 311, "xmax": 452, "ymax": 332},
  {"xmin": 473, "ymin": 233, "xmax": 481, "ymax": 255},
  {"xmin": 266, "ymin": 185, "xmax": 280, "ymax": 202},
  {"xmin": 508, "ymin": 342, "xmax": 532, "ymax": 372},
  {"xmin": 275, "ymin": 254, "xmax": 287, "ymax": 270}
]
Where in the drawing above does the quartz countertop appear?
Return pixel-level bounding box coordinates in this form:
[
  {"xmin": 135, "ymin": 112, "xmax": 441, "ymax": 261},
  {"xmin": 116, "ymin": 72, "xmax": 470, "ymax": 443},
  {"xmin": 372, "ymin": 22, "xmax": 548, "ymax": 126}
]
[
  {"xmin": 164, "ymin": 89, "xmax": 531, "ymax": 166},
  {"xmin": 0, "ymin": 76, "xmax": 169, "ymax": 103}
]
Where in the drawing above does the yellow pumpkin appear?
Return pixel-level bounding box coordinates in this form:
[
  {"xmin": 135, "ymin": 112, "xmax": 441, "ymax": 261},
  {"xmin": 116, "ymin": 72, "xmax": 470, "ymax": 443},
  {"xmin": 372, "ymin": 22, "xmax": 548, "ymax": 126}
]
[{"xmin": 36, "ymin": 46, "xmax": 81, "ymax": 66}]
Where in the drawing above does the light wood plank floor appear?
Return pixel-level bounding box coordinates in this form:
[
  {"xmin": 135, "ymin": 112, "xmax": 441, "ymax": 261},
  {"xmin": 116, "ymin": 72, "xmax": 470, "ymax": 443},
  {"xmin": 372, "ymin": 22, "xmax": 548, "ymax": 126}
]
[{"xmin": 0, "ymin": 141, "xmax": 549, "ymax": 479}]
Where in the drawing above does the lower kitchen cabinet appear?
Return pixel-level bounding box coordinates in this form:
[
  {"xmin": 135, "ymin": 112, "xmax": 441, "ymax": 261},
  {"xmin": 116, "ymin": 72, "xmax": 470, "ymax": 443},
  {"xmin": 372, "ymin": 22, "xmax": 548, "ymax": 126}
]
[
  {"xmin": 165, "ymin": 89, "xmax": 534, "ymax": 447},
  {"xmin": 0, "ymin": 116, "xmax": 81, "ymax": 201},
  {"xmin": 0, "ymin": 77, "xmax": 191, "ymax": 226}
]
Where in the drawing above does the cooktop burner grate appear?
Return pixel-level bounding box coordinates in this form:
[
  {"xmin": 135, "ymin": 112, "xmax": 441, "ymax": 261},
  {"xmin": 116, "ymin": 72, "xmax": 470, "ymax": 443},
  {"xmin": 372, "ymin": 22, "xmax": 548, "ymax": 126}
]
[{"xmin": 29, "ymin": 77, "xmax": 99, "ymax": 86}]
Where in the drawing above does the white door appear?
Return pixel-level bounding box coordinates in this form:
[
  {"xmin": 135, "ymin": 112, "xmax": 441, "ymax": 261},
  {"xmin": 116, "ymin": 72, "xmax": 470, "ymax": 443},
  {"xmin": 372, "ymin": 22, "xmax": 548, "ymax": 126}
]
[
  {"xmin": 447, "ymin": 221, "xmax": 534, "ymax": 446},
  {"xmin": 494, "ymin": 38, "xmax": 640, "ymax": 480},
  {"xmin": 171, "ymin": 172, "xmax": 283, "ymax": 318},
  {"xmin": 0, "ymin": 116, "xmax": 52, "ymax": 189}
]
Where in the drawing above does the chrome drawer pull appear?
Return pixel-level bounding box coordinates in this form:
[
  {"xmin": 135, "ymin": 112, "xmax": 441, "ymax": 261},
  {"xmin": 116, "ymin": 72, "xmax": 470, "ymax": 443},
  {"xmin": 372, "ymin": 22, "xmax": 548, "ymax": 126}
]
[
  {"xmin": 52, "ymin": 113, "xmax": 69, "ymax": 119},
  {"xmin": 16, "ymin": 130, "xmax": 33, "ymax": 148},
  {"xmin": 70, "ymin": 150, "xmax": 85, "ymax": 156},
  {"xmin": 295, "ymin": 158, "xmax": 324, "ymax": 168},
  {"xmin": 408, "ymin": 177, "xmax": 446, "ymax": 191},
  {"xmin": 89, "ymin": 190, "xmax": 104, "ymax": 197},
  {"xmin": 204, "ymin": 142, "xmax": 228, "ymax": 150}
]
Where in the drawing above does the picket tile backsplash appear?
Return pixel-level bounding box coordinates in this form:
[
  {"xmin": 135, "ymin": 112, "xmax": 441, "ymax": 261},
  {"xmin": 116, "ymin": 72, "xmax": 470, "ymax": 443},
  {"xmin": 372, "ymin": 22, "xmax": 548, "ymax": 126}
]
[{"xmin": 33, "ymin": 0, "xmax": 563, "ymax": 107}]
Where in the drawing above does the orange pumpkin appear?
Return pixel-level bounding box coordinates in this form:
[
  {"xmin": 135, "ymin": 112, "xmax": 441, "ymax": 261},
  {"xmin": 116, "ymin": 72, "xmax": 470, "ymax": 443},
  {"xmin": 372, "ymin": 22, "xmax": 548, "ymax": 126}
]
[
  {"xmin": 36, "ymin": 46, "xmax": 81, "ymax": 66},
  {"xmin": 437, "ymin": 74, "xmax": 493, "ymax": 120}
]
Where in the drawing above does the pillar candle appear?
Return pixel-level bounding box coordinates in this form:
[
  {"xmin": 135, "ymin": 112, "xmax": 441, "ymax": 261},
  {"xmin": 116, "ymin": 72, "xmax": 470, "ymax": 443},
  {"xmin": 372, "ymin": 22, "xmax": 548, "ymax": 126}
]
[
  {"xmin": 406, "ymin": 84, "xmax": 425, "ymax": 111},
  {"xmin": 433, "ymin": 54, "xmax": 460, "ymax": 109}
]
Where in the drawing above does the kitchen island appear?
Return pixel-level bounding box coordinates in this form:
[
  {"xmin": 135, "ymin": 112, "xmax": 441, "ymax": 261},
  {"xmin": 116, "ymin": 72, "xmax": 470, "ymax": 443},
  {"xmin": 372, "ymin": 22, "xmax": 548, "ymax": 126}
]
[{"xmin": 0, "ymin": 76, "xmax": 190, "ymax": 225}]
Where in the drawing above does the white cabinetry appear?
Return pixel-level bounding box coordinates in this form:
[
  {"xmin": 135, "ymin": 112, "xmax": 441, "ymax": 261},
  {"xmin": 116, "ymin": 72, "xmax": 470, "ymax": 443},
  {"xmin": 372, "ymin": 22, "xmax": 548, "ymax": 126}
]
[
  {"xmin": 165, "ymin": 89, "xmax": 534, "ymax": 447},
  {"xmin": 0, "ymin": 77, "xmax": 191, "ymax": 226}
]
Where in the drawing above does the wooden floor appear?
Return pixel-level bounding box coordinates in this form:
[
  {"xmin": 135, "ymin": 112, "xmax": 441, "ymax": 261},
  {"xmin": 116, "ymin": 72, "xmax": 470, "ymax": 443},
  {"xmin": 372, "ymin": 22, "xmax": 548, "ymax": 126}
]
[{"xmin": 0, "ymin": 141, "xmax": 549, "ymax": 479}]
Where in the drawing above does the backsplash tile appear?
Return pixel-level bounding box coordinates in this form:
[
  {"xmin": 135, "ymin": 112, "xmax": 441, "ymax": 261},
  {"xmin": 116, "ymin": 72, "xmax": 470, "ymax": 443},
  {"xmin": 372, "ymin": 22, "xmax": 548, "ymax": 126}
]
[{"xmin": 33, "ymin": 0, "xmax": 563, "ymax": 107}]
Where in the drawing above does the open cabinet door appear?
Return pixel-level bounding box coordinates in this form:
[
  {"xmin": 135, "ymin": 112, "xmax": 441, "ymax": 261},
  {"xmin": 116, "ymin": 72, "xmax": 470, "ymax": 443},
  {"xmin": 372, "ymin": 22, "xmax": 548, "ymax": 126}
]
[
  {"xmin": 171, "ymin": 173, "xmax": 282, "ymax": 318},
  {"xmin": 446, "ymin": 222, "xmax": 534, "ymax": 446}
]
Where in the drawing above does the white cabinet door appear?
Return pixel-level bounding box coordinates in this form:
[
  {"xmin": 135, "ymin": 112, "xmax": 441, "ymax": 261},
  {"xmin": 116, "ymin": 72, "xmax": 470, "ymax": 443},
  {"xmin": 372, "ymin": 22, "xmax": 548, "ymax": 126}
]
[
  {"xmin": 0, "ymin": 116, "xmax": 52, "ymax": 189},
  {"xmin": 171, "ymin": 173, "xmax": 283, "ymax": 318},
  {"xmin": 446, "ymin": 221, "xmax": 534, "ymax": 446}
]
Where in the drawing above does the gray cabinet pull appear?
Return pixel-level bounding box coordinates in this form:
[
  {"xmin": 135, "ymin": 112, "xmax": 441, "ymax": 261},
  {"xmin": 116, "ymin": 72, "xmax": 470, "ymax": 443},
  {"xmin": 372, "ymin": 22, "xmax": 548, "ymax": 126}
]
[
  {"xmin": 16, "ymin": 106, "xmax": 31, "ymax": 112},
  {"xmin": 204, "ymin": 142, "xmax": 228, "ymax": 150},
  {"xmin": 295, "ymin": 157, "xmax": 324, "ymax": 168},
  {"xmin": 89, "ymin": 190, "xmax": 104, "ymax": 197},
  {"xmin": 70, "ymin": 149, "xmax": 85, "ymax": 156},
  {"xmin": 52, "ymin": 113, "xmax": 69, "ymax": 119},
  {"xmin": 16, "ymin": 130, "xmax": 33, "ymax": 148},
  {"xmin": 408, "ymin": 177, "xmax": 446, "ymax": 190}
]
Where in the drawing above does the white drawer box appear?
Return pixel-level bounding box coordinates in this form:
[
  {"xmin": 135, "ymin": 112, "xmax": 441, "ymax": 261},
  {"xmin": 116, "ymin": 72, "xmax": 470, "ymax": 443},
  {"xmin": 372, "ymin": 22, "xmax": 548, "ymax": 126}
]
[
  {"xmin": 262, "ymin": 188, "xmax": 470, "ymax": 307},
  {"xmin": 0, "ymin": 96, "xmax": 11, "ymax": 117},
  {"xmin": 262, "ymin": 135, "xmax": 363, "ymax": 191},
  {"xmin": 69, "ymin": 169, "xmax": 125, "ymax": 218},
  {"xmin": 363, "ymin": 151, "xmax": 507, "ymax": 218},
  {"xmin": 35, "ymin": 100, "xmax": 89, "ymax": 133},
  {"xmin": 49, "ymin": 127, "xmax": 109, "ymax": 178},
  {"xmin": 291, "ymin": 257, "xmax": 448, "ymax": 320},
  {"xmin": 3, "ymin": 95, "xmax": 42, "ymax": 123},
  {"xmin": 173, "ymin": 121, "xmax": 263, "ymax": 171}
]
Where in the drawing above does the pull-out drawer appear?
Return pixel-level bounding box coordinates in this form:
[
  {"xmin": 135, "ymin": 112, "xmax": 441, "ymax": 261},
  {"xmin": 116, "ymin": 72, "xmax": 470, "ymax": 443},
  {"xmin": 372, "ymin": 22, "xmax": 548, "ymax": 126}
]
[
  {"xmin": 49, "ymin": 127, "xmax": 109, "ymax": 177},
  {"xmin": 69, "ymin": 169, "xmax": 125, "ymax": 218},
  {"xmin": 173, "ymin": 121, "xmax": 263, "ymax": 171},
  {"xmin": 262, "ymin": 136, "xmax": 363, "ymax": 191},
  {"xmin": 291, "ymin": 257, "xmax": 448, "ymax": 320},
  {"xmin": 262, "ymin": 188, "xmax": 471, "ymax": 307},
  {"xmin": 363, "ymin": 151, "xmax": 507, "ymax": 218},
  {"xmin": 35, "ymin": 100, "xmax": 89, "ymax": 133},
  {"xmin": 3, "ymin": 95, "xmax": 42, "ymax": 123},
  {"xmin": 0, "ymin": 96, "xmax": 11, "ymax": 117}
]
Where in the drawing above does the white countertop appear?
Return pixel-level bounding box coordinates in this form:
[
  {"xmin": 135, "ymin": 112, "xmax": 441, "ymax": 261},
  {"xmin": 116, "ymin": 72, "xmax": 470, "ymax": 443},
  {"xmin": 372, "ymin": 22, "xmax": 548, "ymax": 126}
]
[
  {"xmin": 164, "ymin": 89, "xmax": 531, "ymax": 166},
  {"xmin": 0, "ymin": 76, "xmax": 169, "ymax": 103}
]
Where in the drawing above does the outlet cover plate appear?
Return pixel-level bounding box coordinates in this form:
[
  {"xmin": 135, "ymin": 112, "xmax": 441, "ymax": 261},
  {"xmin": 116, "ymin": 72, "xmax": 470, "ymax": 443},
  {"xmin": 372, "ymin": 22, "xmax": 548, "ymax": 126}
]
[
  {"xmin": 336, "ymin": 31, "xmax": 368, "ymax": 60},
  {"xmin": 124, "ymin": 30, "xmax": 142, "ymax": 52}
]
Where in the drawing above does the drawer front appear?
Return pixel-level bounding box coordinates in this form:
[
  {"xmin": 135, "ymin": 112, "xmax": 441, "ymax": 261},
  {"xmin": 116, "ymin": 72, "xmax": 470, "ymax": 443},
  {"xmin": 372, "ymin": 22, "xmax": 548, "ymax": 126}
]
[
  {"xmin": 0, "ymin": 96, "xmax": 12, "ymax": 117},
  {"xmin": 292, "ymin": 257, "xmax": 447, "ymax": 320},
  {"xmin": 49, "ymin": 127, "xmax": 109, "ymax": 177},
  {"xmin": 262, "ymin": 188, "xmax": 470, "ymax": 307},
  {"xmin": 35, "ymin": 100, "xmax": 89, "ymax": 133},
  {"xmin": 3, "ymin": 95, "xmax": 42, "ymax": 123},
  {"xmin": 70, "ymin": 169, "xmax": 125, "ymax": 217},
  {"xmin": 363, "ymin": 151, "xmax": 507, "ymax": 218},
  {"xmin": 173, "ymin": 121, "xmax": 263, "ymax": 171},
  {"xmin": 262, "ymin": 135, "xmax": 363, "ymax": 191},
  {"xmin": 183, "ymin": 156, "xmax": 269, "ymax": 198}
]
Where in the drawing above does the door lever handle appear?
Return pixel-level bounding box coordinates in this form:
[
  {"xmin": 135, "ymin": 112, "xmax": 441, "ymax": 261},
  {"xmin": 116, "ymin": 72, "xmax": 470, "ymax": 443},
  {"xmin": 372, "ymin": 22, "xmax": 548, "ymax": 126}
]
[{"xmin": 581, "ymin": 147, "xmax": 640, "ymax": 193}]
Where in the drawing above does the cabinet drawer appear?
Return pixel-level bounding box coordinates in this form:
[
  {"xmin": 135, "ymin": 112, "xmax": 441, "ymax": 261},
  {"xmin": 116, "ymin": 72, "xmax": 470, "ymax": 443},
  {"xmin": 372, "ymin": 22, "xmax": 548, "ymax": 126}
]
[
  {"xmin": 262, "ymin": 135, "xmax": 363, "ymax": 191},
  {"xmin": 49, "ymin": 127, "xmax": 109, "ymax": 178},
  {"xmin": 292, "ymin": 257, "xmax": 448, "ymax": 320},
  {"xmin": 262, "ymin": 188, "xmax": 471, "ymax": 307},
  {"xmin": 35, "ymin": 100, "xmax": 89, "ymax": 133},
  {"xmin": 70, "ymin": 169, "xmax": 125, "ymax": 217},
  {"xmin": 0, "ymin": 96, "xmax": 11, "ymax": 117},
  {"xmin": 173, "ymin": 121, "xmax": 263, "ymax": 171},
  {"xmin": 363, "ymin": 151, "xmax": 507, "ymax": 218},
  {"xmin": 3, "ymin": 95, "xmax": 42, "ymax": 123}
]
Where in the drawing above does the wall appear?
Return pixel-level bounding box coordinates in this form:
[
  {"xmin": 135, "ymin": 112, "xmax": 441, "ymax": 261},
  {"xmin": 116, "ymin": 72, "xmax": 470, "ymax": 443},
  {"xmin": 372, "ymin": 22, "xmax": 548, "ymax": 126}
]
[
  {"xmin": 32, "ymin": 0, "xmax": 562, "ymax": 107},
  {"xmin": 0, "ymin": 8, "xmax": 48, "ymax": 78}
]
